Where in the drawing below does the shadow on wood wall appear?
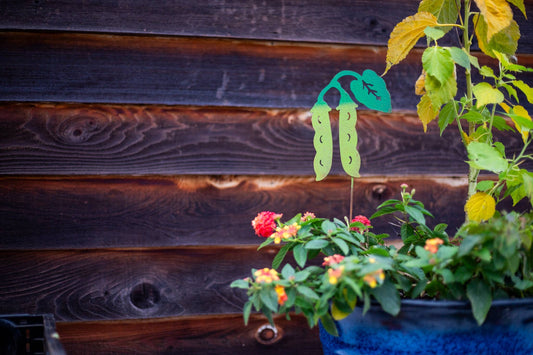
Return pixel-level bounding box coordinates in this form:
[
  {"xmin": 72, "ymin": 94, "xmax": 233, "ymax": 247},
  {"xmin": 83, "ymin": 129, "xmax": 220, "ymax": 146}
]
[{"xmin": 1, "ymin": 1, "xmax": 533, "ymax": 354}]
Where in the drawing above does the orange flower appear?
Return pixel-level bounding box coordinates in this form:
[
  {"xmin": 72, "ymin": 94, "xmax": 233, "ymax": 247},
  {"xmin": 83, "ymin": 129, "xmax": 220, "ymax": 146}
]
[
  {"xmin": 424, "ymin": 238, "xmax": 444, "ymax": 254},
  {"xmin": 275, "ymin": 285, "xmax": 288, "ymax": 305},
  {"xmin": 270, "ymin": 223, "xmax": 301, "ymax": 244},
  {"xmin": 254, "ymin": 268, "xmax": 279, "ymax": 284},
  {"xmin": 363, "ymin": 269, "xmax": 385, "ymax": 288},
  {"xmin": 328, "ymin": 266, "xmax": 344, "ymax": 285},
  {"xmin": 322, "ymin": 254, "xmax": 345, "ymax": 266}
]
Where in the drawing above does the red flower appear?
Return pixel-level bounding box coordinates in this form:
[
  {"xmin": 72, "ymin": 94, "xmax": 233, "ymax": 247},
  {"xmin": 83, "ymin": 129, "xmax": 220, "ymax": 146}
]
[
  {"xmin": 351, "ymin": 215, "xmax": 371, "ymax": 232},
  {"xmin": 252, "ymin": 211, "xmax": 282, "ymax": 238}
]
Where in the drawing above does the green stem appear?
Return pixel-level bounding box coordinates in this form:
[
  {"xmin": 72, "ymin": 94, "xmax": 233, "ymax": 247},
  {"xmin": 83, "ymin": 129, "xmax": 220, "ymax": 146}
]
[
  {"xmin": 350, "ymin": 177, "xmax": 354, "ymax": 221},
  {"xmin": 463, "ymin": 0, "xmax": 479, "ymax": 221}
]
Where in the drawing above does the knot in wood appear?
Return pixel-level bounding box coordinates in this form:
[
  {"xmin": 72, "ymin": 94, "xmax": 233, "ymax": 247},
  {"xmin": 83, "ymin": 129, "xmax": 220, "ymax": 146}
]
[
  {"xmin": 371, "ymin": 184, "xmax": 391, "ymax": 201},
  {"xmin": 56, "ymin": 113, "xmax": 106, "ymax": 145},
  {"xmin": 254, "ymin": 324, "xmax": 283, "ymax": 345},
  {"xmin": 130, "ymin": 282, "xmax": 160, "ymax": 309}
]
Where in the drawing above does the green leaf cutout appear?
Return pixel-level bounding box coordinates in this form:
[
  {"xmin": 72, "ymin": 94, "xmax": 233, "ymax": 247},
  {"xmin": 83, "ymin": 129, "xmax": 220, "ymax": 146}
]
[
  {"xmin": 350, "ymin": 69, "xmax": 392, "ymax": 113},
  {"xmin": 311, "ymin": 101, "xmax": 333, "ymax": 181}
]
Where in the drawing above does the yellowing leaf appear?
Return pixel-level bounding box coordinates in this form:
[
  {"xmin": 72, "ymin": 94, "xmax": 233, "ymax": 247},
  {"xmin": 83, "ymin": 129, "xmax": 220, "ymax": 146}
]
[
  {"xmin": 422, "ymin": 46, "xmax": 454, "ymax": 85},
  {"xmin": 474, "ymin": 14, "xmax": 520, "ymax": 57},
  {"xmin": 473, "ymin": 82, "xmax": 504, "ymax": 108},
  {"xmin": 512, "ymin": 80, "xmax": 533, "ymax": 104},
  {"xmin": 415, "ymin": 70, "xmax": 426, "ymax": 95},
  {"xmin": 473, "ymin": 0, "xmax": 513, "ymax": 41},
  {"xmin": 507, "ymin": 0, "xmax": 527, "ymax": 19},
  {"xmin": 425, "ymin": 70, "xmax": 457, "ymax": 108},
  {"xmin": 511, "ymin": 105, "xmax": 532, "ymax": 143},
  {"xmin": 384, "ymin": 12, "xmax": 438, "ymax": 75},
  {"xmin": 465, "ymin": 192, "xmax": 496, "ymax": 222},
  {"xmin": 417, "ymin": 94, "xmax": 439, "ymax": 132},
  {"xmin": 419, "ymin": 0, "xmax": 460, "ymax": 25}
]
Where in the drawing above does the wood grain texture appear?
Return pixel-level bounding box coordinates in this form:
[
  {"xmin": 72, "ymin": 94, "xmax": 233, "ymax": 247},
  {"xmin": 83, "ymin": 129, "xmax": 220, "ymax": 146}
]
[
  {"xmin": 55, "ymin": 314, "xmax": 321, "ymax": 354},
  {"xmin": 2, "ymin": 31, "xmax": 532, "ymax": 108},
  {"xmin": 0, "ymin": 247, "xmax": 284, "ymax": 321},
  {"xmin": 0, "ymin": 31, "xmax": 417, "ymax": 108},
  {"xmin": 1, "ymin": 175, "xmax": 529, "ymax": 250},
  {"xmin": 1, "ymin": 103, "xmax": 531, "ymax": 176},
  {"xmin": 1, "ymin": 0, "xmax": 532, "ymax": 52}
]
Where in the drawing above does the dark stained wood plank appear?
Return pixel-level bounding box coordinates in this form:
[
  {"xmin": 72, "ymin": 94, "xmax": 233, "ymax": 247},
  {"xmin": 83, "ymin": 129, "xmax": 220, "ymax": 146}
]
[
  {"xmin": 0, "ymin": 247, "xmax": 282, "ymax": 321},
  {"xmin": 0, "ymin": 31, "xmax": 415, "ymax": 108},
  {"xmin": 1, "ymin": 0, "xmax": 532, "ymax": 53},
  {"xmin": 2, "ymin": 32, "xmax": 532, "ymax": 108},
  {"xmin": 1, "ymin": 103, "xmax": 530, "ymax": 176},
  {"xmin": 1, "ymin": 176, "xmax": 528, "ymax": 250},
  {"xmin": 55, "ymin": 314, "xmax": 321, "ymax": 355}
]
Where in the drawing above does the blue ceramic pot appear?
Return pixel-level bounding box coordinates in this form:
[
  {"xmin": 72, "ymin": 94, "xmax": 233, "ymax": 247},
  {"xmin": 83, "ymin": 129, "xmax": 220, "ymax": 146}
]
[{"xmin": 319, "ymin": 298, "xmax": 533, "ymax": 355}]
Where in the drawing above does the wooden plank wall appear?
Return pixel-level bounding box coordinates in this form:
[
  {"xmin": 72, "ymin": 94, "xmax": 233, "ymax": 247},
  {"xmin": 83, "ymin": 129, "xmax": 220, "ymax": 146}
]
[{"xmin": 1, "ymin": 1, "xmax": 532, "ymax": 354}]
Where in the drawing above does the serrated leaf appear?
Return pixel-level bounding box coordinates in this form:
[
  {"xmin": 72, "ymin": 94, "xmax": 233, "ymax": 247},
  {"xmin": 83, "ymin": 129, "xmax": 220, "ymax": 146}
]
[
  {"xmin": 473, "ymin": 0, "xmax": 513, "ymax": 41},
  {"xmin": 467, "ymin": 141, "xmax": 508, "ymax": 173},
  {"xmin": 474, "ymin": 13, "xmax": 519, "ymax": 57},
  {"xmin": 510, "ymin": 105, "xmax": 532, "ymax": 142},
  {"xmin": 512, "ymin": 80, "xmax": 533, "ymax": 103},
  {"xmin": 477, "ymin": 180, "xmax": 495, "ymax": 191},
  {"xmin": 332, "ymin": 237, "xmax": 350, "ymax": 255},
  {"xmin": 473, "ymin": 82, "xmax": 504, "ymax": 108},
  {"xmin": 438, "ymin": 100, "xmax": 457, "ymax": 135},
  {"xmin": 417, "ymin": 94, "xmax": 440, "ymax": 132},
  {"xmin": 384, "ymin": 12, "xmax": 438, "ymax": 75},
  {"xmin": 272, "ymin": 242, "xmax": 292, "ymax": 269},
  {"xmin": 351, "ymin": 69, "xmax": 392, "ymax": 113},
  {"xmin": 293, "ymin": 244, "xmax": 307, "ymax": 268},
  {"xmin": 419, "ymin": 0, "xmax": 460, "ymax": 32},
  {"xmin": 370, "ymin": 279, "xmax": 401, "ymax": 316},
  {"xmin": 447, "ymin": 47, "xmax": 471, "ymax": 71},
  {"xmin": 425, "ymin": 70, "xmax": 457, "ymax": 108},
  {"xmin": 311, "ymin": 101, "xmax": 333, "ymax": 181},
  {"xmin": 507, "ymin": 0, "xmax": 527, "ymax": 18},
  {"xmin": 467, "ymin": 278, "xmax": 492, "ymax": 325},
  {"xmin": 304, "ymin": 239, "xmax": 329, "ymax": 250},
  {"xmin": 425, "ymin": 26, "xmax": 446, "ymax": 41},
  {"xmin": 465, "ymin": 192, "xmax": 496, "ymax": 222},
  {"xmin": 423, "ymin": 46, "xmax": 454, "ymax": 85}
]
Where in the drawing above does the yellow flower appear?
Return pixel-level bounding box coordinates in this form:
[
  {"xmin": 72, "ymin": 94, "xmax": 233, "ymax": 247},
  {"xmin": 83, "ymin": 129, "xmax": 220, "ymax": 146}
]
[
  {"xmin": 275, "ymin": 285, "xmax": 288, "ymax": 305},
  {"xmin": 424, "ymin": 238, "xmax": 444, "ymax": 254},
  {"xmin": 465, "ymin": 192, "xmax": 496, "ymax": 222},
  {"xmin": 270, "ymin": 223, "xmax": 301, "ymax": 244},
  {"xmin": 254, "ymin": 268, "xmax": 279, "ymax": 284},
  {"xmin": 363, "ymin": 269, "xmax": 385, "ymax": 288},
  {"xmin": 328, "ymin": 266, "xmax": 344, "ymax": 285}
]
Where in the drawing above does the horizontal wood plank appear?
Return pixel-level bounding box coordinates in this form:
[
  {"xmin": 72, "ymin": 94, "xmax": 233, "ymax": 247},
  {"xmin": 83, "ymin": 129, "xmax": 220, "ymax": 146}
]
[
  {"xmin": 55, "ymin": 314, "xmax": 321, "ymax": 354},
  {"xmin": 3, "ymin": 32, "xmax": 531, "ymax": 108},
  {"xmin": 1, "ymin": 0, "xmax": 532, "ymax": 53},
  {"xmin": 0, "ymin": 247, "xmax": 281, "ymax": 321},
  {"xmin": 0, "ymin": 31, "xmax": 414, "ymax": 108},
  {"xmin": 1, "ymin": 103, "xmax": 530, "ymax": 176},
  {"xmin": 1, "ymin": 176, "xmax": 529, "ymax": 250}
]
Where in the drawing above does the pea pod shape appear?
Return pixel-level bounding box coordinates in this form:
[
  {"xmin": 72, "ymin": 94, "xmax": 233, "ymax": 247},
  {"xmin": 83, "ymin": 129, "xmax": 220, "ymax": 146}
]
[
  {"xmin": 338, "ymin": 101, "xmax": 360, "ymax": 177},
  {"xmin": 311, "ymin": 102, "xmax": 333, "ymax": 181}
]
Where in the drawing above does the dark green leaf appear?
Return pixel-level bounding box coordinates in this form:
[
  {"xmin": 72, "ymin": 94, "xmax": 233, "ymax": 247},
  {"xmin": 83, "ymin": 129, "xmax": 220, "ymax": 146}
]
[
  {"xmin": 243, "ymin": 301, "xmax": 252, "ymax": 325},
  {"xmin": 230, "ymin": 279, "xmax": 250, "ymax": 289},
  {"xmin": 260, "ymin": 288, "xmax": 279, "ymax": 313},
  {"xmin": 467, "ymin": 279, "xmax": 492, "ymax": 325},
  {"xmin": 370, "ymin": 279, "xmax": 401, "ymax": 316},
  {"xmin": 272, "ymin": 242, "xmax": 293, "ymax": 269},
  {"xmin": 332, "ymin": 237, "xmax": 350, "ymax": 255},
  {"xmin": 293, "ymin": 244, "xmax": 308, "ymax": 268},
  {"xmin": 319, "ymin": 312, "xmax": 339, "ymax": 336},
  {"xmin": 305, "ymin": 239, "xmax": 329, "ymax": 250}
]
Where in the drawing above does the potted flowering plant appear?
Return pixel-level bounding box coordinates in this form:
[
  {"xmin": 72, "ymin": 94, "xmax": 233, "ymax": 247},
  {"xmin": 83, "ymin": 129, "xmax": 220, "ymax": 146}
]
[{"xmin": 232, "ymin": 0, "xmax": 533, "ymax": 353}]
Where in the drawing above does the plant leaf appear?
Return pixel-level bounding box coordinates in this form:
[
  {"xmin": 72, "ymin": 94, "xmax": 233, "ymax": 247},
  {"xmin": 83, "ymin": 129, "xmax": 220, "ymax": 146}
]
[
  {"xmin": 474, "ymin": 14, "xmax": 520, "ymax": 57},
  {"xmin": 425, "ymin": 70, "xmax": 457, "ymax": 108},
  {"xmin": 467, "ymin": 278, "xmax": 492, "ymax": 325},
  {"xmin": 423, "ymin": 46, "xmax": 455, "ymax": 85},
  {"xmin": 417, "ymin": 94, "xmax": 440, "ymax": 132},
  {"xmin": 384, "ymin": 12, "xmax": 438, "ymax": 75},
  {"xmin": 512, "ymin": 80, "xmax": 533, "ymax": 103},
  {"xmin": 473, "ymin": 0, "xmax": 513, "ymax": 41},
  {"xmin": 464, "ymin": 192, "xmax": 496, "ymax": 222},
  {"xmin": 467, "ymin": 141, "xmax": 508, "ymax": 173},
  {"xmin": 311, "ymin": 101, "xmax": 333, "ymax": 181},
  {"xmin": 447, "ymin": 46, "xmax": 471, "ymax": 71},
  {"xmin": 370, "ymin": 279, "xmax": 401, "ymax": 316},
  {"xmin": 438, "ymin": 100, "xmax": 457, "ymax": 135},
  {"xmin": 507, "ymin": 0, "xmax": 527, "ymax": 18},
  {"xmin": 272, "ymin": 242, "xmax": 292, "ymax": 269},
  {"xmin": 473, "ymin": 82, "xmax": 504, "ymax": 108},
  {"xmin": 419, "ymin": 0, "xmax": 460, "ymax": 28},
  {"xmin": 319, "ymin": 313, "xmax": 339, "ymax": 336},
  {"xmin": 304, "ymin": 239, "xmax": 329, "ymax": 250},
  {"xmin": 293, "ymin": 244, "xmax": 307, "ymax": 268}
]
